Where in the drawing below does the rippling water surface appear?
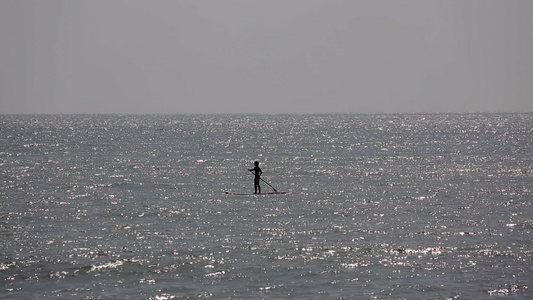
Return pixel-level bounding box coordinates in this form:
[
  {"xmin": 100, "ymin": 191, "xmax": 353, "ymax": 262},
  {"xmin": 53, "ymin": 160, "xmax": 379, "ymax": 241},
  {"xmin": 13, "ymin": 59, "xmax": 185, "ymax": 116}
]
[{"xmin": 1, "ymin": 114, "xmax": 532, "ymax": 299}]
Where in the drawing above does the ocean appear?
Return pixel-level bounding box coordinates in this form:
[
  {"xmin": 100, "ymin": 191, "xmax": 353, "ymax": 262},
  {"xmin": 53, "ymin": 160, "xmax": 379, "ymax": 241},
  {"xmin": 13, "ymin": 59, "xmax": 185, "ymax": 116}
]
[{"xmin": 1, "ymin": 114, "xmax": 532, "ymax": 299}]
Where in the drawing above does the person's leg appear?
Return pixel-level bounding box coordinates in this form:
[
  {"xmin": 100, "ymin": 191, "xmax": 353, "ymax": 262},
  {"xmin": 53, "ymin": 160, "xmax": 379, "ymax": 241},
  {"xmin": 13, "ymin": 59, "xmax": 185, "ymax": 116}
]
[{"xmin": 255, "ymin": 178, "xmax": 261, "ymax": 194}]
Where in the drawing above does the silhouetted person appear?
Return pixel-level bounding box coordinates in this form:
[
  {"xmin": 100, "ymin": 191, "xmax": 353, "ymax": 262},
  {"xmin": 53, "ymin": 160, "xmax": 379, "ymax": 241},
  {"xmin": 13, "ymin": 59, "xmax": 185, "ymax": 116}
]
[{"xmin": 248, "ymin": 161, "xmax": 262, "ymax": 194}]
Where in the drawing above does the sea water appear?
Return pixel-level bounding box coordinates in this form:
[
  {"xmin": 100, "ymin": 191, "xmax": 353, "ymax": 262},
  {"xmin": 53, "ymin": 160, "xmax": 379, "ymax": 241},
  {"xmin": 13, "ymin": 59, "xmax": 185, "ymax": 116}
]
[{"xmin": 1, "ymin": 114, "xmax": 532, "ymax": 299}]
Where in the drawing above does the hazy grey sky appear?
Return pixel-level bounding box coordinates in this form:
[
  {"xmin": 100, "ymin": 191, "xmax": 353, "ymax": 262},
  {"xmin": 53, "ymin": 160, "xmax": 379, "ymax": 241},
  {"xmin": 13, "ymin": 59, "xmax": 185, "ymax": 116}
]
[{"xmin": 1, "ymin": 0, "xmax": 532, "ymax": 114}]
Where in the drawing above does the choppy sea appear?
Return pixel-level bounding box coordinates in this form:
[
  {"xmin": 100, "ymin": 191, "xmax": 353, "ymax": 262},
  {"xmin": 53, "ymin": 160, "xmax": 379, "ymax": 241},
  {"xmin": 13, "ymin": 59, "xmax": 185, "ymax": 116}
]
[{"xmin": 1, "ymin": 114, "xmax": 532, "ymax": 299}]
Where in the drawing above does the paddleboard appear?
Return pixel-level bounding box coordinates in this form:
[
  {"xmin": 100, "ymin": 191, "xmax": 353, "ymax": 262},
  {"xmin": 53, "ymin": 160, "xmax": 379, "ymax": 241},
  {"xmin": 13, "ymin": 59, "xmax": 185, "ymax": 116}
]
[{"xmin": 223, "ymin": 190, "xmax": 288, "ymax": 195}]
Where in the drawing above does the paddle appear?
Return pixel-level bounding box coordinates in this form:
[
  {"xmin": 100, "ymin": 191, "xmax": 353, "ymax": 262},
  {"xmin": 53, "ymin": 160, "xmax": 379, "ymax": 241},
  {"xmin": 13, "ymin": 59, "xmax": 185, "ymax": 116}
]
[{"xmin": 248, "ymin": 169, "xmax": 279, "ymax": 193}]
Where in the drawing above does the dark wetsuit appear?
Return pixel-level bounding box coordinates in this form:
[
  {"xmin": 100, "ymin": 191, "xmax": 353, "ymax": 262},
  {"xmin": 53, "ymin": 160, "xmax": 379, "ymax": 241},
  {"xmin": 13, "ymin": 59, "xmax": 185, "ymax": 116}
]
[{"xmin": 248, "ymin": 166, "xmax": 262, "ymax": 194}]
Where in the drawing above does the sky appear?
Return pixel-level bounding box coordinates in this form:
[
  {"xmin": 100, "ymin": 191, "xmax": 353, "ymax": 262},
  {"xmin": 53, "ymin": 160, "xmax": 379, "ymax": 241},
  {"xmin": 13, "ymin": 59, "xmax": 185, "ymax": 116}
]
[{"xmin": 1, "ymin": 0, "xmax": 532, "ymax": 114}]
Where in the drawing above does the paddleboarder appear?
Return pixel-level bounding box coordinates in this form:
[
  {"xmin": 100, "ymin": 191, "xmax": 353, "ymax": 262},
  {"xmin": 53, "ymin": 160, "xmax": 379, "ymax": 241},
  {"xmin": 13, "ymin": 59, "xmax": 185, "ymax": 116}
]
[{"xmin": 248, "ymin": 161, "xmax": 263, "ymax": 194}]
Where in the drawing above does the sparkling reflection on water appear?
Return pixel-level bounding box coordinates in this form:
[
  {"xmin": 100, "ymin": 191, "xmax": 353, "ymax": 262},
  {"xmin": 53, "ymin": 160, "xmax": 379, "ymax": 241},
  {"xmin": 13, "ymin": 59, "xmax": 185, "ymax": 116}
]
[{"xmin": 1, "ymin": 114, "xmax": 532, "ymax": 299}]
